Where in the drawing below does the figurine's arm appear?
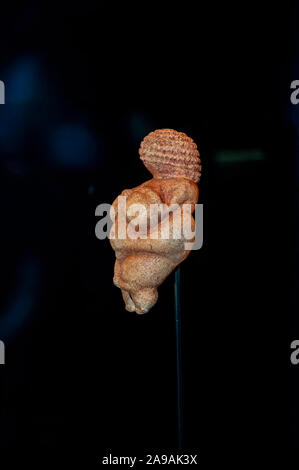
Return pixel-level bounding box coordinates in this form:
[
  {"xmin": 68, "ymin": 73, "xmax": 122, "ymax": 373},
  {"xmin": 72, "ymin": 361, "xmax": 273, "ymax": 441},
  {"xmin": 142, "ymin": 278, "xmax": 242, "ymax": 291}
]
[{"xmin": 167, "ymin": 180, "xmax": 199, "ymax": 211}]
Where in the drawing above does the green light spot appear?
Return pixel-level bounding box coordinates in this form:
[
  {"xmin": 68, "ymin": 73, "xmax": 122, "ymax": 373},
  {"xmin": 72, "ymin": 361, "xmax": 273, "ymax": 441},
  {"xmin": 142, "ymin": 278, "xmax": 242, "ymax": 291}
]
[{"xmin": 215, "ymin": 149, "xmax": 265, "ymax": 165}]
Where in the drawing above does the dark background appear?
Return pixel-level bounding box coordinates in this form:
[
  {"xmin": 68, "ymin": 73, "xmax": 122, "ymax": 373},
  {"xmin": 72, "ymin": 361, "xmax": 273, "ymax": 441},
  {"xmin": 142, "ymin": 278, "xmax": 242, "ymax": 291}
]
[{"xmin": 0, "ymin": 1, "xmax": 296, "ymax": 467}]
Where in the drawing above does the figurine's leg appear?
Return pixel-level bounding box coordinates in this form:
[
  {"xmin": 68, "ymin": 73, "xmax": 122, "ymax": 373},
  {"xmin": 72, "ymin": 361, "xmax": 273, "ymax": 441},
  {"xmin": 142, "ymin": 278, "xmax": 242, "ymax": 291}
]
[
  {"xmin": 121, "ymin": 289, "xmax": 136, "ymax": 313},
  {"xmin": 131, "ymin": 288, "xmax": 158, "ymax": 314},
  {"xmin": 114, "ymin": 260, "xmax": 136, "ymax": 311},
  {"xmin": 113, "ymin": 259, "xmax": 121, "ymax": 287},
  {"xmin": 120, "ymin": 254, "xmax": 175, "ymax": 289},
  {"xmin": 113, "ymin": 260, "xmax": 130, "ymax": 290}
]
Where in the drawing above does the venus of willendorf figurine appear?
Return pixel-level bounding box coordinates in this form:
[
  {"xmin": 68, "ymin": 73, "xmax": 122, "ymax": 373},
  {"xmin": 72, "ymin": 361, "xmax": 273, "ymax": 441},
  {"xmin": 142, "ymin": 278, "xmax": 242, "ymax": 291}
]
[{"xmin": 110, "ymin": 129, "xmax": 201, "ymax": 314}]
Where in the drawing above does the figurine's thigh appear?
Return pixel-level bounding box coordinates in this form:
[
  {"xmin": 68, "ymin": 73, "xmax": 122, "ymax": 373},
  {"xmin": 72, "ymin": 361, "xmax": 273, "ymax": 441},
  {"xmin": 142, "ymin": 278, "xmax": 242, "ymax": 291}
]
[{"xmin": 120, "ymin": 254, "xmax": 175, "ymax": 289}]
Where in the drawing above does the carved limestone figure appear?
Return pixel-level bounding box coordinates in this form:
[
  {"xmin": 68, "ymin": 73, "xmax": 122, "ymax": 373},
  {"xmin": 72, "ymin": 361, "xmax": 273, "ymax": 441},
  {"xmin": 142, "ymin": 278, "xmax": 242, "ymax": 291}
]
[{"xmin": 110, "ymin": 129, "xmax": 201, "ymax": 314}]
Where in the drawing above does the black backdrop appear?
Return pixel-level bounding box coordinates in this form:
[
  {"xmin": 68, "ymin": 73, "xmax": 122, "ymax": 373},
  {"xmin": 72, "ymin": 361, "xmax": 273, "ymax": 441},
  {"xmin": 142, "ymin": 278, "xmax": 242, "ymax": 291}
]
[{"xmin": 0, "ymin": 1, "xmax": 296, "ymax": 467}]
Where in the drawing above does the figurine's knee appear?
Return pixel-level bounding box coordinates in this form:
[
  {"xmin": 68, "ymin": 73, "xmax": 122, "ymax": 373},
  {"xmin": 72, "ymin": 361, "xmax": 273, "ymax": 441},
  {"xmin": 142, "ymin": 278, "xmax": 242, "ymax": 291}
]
[
  {"xmin": 121, "ymin": 289, "xmax": 135, "ymax": 313},
  {"xmin": 131, "ymin": 288, "xmax": 158, "ymax": 314}
]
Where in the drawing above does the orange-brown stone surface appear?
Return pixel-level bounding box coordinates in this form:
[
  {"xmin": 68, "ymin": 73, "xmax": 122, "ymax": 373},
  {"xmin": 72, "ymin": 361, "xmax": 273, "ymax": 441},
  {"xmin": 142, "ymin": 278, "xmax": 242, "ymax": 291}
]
[{"xmin": 110, "ymin": 129, "xmax": 201, "ymax": 314}]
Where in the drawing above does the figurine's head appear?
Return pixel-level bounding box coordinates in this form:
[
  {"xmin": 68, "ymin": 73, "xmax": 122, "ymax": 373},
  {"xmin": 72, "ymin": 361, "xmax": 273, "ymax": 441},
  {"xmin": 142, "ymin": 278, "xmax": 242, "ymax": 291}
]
[{"xmin": 139, "ymin": 129, "xmax": 201, "ymax": 183}]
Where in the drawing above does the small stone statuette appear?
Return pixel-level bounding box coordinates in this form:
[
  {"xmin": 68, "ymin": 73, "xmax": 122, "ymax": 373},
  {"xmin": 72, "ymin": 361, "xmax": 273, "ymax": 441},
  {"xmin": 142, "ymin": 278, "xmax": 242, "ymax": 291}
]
[{"xmin": 110, "ymin": 129, "xmax": 201, "ymax": 314}]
